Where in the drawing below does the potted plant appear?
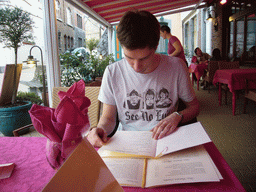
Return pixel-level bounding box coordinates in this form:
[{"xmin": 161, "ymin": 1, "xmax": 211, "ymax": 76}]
[
  {"xmin": 0, "ymin": 6, "xmax": 34, "ymax": 136},
  {"xmin": 60, "ymin": 38, "xmax": 114, "ymax": 87}
]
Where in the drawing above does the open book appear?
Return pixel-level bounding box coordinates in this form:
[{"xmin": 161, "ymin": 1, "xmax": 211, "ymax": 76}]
[
  {"xmin": 102, "ymin": 145, "xmax": 223, "ymax": 188},
  {"xmin": 98, "ymin": 122, "xmax": 211, "ymax": 158}
]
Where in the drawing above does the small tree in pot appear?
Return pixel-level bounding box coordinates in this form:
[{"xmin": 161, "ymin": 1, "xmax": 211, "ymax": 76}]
[
  {"xmin": 0, "ymin": 6, "xmax": 34, "ymax": 105},
  {"xmin": 0, "ymin": 6, "xmax": 34, "ymax": 136}
]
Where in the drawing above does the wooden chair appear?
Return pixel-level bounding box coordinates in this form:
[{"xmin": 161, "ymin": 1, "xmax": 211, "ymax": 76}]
[
  {"xmin": 203, "ymin": 61, "xmax": 219, "ymax": 93},
  {"xmin": 218, "ymin": 61, "xmax": 240, "ymax": 70},
  {"xmin": 218, "ymin": 61, "xmax": 240, "ymax": 105},
  {"xmin": 52, "ymin": 86, "xmax": 101, "ymax": 128},
  {"xmin": 13, "ymin": 86, "xmax": 102, "ymax": 136},
  {"xmin": 243, "ymin": 79, "xmax": 256, "ymax": 113}
]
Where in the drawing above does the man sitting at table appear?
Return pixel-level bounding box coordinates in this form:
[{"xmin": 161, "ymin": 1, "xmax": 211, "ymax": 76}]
[
  {"xmin": 86, "ymin": 10, "xmax": 200, "ymax": 147},
  {"xmin": 194, "ymin": 47, "xmax": 211, "ymax": 64}
]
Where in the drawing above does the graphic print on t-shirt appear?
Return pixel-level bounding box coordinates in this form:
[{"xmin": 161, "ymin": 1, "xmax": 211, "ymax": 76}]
[
  {"xmin": 156, "ymin": 88, "xmax": 172, "ymax": 108},
  {"xmin": 123, "ymin": 88, "xmax": 172, "ymax": 122},
  {"xmin": 123, "ymin": 89, "xmax": 141, "ymax": 110}
]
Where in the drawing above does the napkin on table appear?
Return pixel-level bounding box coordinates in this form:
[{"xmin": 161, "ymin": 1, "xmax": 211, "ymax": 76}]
[{"xmin": 29, "ymin": 80, "xmax": 91, "ymax": 169}]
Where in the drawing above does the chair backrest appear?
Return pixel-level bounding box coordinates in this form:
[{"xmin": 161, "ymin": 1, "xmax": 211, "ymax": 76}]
[
  {"xmin": 218, "ymin": 61, "xmax": 240, "ymax": 70},
  {"xmin": 207, "ymin": 61, "xmax": 219, "ymax": 82},
  {"xmin": 52, "ymin": 86, "xmax": 101, "ymax": 127}
]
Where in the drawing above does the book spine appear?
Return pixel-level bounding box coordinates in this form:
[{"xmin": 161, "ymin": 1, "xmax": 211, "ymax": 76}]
[{"xmin": 141, "ymin": 159, "xmax": 147, "ymax": 188}]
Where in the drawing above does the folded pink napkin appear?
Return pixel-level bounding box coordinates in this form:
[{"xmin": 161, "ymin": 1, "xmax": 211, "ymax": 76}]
[{"xmin": 29, "ymin": 80, "xmax": 91, "ymax": 169}]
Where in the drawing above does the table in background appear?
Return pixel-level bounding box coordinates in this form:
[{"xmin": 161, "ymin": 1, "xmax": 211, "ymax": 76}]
[
  {"xmin": 188, "ymin": 63, "xmax": 208, "ymax": 90},
  {"xmin": 0, "ymin": 137, "xmax": 245, "ymax": 192},
  {"xmin": 213, "ymin": 68, "xmax": 256, "ymax": 115}
]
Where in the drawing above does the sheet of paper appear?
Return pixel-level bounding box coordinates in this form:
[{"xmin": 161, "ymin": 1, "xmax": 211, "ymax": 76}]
[
  {"xmin": 0, "ymin": 163, "xmax": 15, "ymax": 179},
  {"xmin": 102, "ymin": 158, "xmax": 144, "ymax": 188},
  {"xmin": 145, "ymin": 145, "xmax": 220, "ymax": 188},
  {"xmin": 155, "ymin": 122, "xmax": 211, "ymax": 157},
  {"xmin": 98, "ymin": 131, "xmax": 157, "ymax": 157},
  {"xmin": 207, "ymin": 152, "xmax": 223, "ymax": 180}
]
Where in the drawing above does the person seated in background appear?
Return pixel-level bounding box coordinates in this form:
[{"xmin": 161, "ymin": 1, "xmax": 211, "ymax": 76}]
[
  {"xmin": 160, "ymin": 25, "xmax": 188, "ymax": 66},
  {"xmin": 200, "ymin": 48, "xmax": 223, "ymax": 90},
  {"xmin": 194, "ymin": 47, "xmax": 211, "ymax": 64},
  {"xmin": 210, "ymin": 48, "xmax": 222, "ymax": 61},
  {"xmin": 86, "ymin": 10, "xmax": 200, "ymax": 148},
  {"xmin": 193, "ymin": 47, "xmax": 211, "ymax": 88}
]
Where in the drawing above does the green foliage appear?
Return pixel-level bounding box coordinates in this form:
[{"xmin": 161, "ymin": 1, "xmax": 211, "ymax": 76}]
[
  {"xmin": 81, "ymin": 54, "xmax": 114, "ymax": 81},
  {"xmin": 59, "ymin": 52, "xmax": 86, "ymax": 87},
  {"xmin": 86, "ymin": 38, "xmax": 99, "ymax": 54},
  {"xmin": 59, "ymin": 52, "xmax": 114, "ymax": 86},
  {"xmin": 0, "ymin": 7, "xmax": 34, "ymax": 50},
  {"xmin": 17, "ymin": 91, "xmax": 43, "ymax": 105}
]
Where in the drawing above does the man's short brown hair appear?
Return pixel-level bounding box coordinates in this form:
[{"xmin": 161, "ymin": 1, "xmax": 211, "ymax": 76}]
[{"xmin": 117, "ymin": 10, "xmax": 160, "ymax": 50}]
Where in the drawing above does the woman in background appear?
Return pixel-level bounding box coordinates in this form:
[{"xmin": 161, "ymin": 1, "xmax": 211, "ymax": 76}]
[
  {"xmin": 210, "ymin": 48, "xmax": 222, "ymax": 61},
  {"xmin": 160, "ymin": 25, "xmax": 188, "ymax": 66}
]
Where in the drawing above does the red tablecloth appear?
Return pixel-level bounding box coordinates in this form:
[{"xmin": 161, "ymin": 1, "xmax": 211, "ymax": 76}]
[
  {"xmin": 0, "ymin": 137, "xmax": 245, "ymax": 192},
  {"xmin": 213, "ymin": 68, "xmax": 256, "ymax": 92},
  {"xmin": 188, "ymin": 63, "xmax": 208, "ymax": 90},
  {"xmin": 213, "ymin": 68, "xmax": 256, "ymax": 115},
  {"xmin": 188, "ymin": 63, "xmax": 208, "ymax": 80}
]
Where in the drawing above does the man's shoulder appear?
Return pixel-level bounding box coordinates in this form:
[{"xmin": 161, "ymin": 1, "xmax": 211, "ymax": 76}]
[
  {"xmin": 161, "ymin": 54, "xmax": 184, "ymax": 65},
  {"xmin": 107, "ymin": 58, "xmax": 126, "ymax": 69}
]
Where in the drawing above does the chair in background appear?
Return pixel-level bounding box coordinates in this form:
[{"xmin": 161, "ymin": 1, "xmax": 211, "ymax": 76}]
[
  {"xmin": 217, "ymin": 61, "xmax": 240, "ymax": 105},
  {"xmin": 13, "ymin": 86, "xmax": 101, "ymax": 136},
  {"xmin": 203, "ymin": 61, "xmax": 219, "ymax": 93},
  {"xmin": 218, "ymin": 61, "xmax": 240, "ymax": 69},
  {"xmin": 243, "ymin": 79, "xmax": 256, "ymax": 113}
]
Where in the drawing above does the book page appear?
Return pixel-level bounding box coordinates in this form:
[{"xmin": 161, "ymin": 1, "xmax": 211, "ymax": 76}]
[
  {"xmin": 206, "ymin": 152, "xmax": 223, "ymax": 180},
  {"xmin": 98, "ymin": 131, "xmax": 157, "ymax": 157},
  {"xmin": 102, "ymin": 158, "xmax": 145, "ymax": 188},
  {"xmin": 155, "ymin": 122, "xmax": 211, "ymax": 157},
  {"xmin": 145, "ymin": 145, "xmax": 220, "ymax": 188}
]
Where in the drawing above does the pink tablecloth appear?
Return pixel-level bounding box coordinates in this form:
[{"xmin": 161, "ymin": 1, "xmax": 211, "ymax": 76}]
[
  {"xmin": 188, "ymin": 63, "xmax": 208, "ymax": 80},
  {"xmin": 213, "ymin": 68, "xmax": 256, "ymax": 93},
  {"xmin": 0, "ymin": 137, "xmax": 245, "ymax": 192}
]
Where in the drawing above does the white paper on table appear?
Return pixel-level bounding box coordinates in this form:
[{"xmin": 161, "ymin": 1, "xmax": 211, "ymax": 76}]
[{"xmin": 155, "ymin": 122, "xmax": 211, "ymax": 157}]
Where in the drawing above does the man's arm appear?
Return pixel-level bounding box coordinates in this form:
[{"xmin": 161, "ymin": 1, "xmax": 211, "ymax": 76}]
[
  {"xmin": 151, "ymin": 97, "xmax": 200, "ymax": 140},
  {"xmin": 86, "ymin": 103, "xmax": 117, "ymax": 147},
  {"xmin": 169, "ymin": 41, "xmax": 181, "ymax": 57}
]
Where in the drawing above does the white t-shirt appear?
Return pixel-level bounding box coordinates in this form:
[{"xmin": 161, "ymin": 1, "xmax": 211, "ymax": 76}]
[{"xmin": 98, "ymin": 54, "xmax": 195, "ymax": 131}]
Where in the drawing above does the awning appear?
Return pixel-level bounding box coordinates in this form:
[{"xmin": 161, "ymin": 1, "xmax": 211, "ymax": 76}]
[{"xmin": 67, "ymin": 0, "xmax": 214, "ymax": 27}]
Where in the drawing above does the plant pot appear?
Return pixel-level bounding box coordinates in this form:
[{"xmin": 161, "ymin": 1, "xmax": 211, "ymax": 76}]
[{"xmin": 0, "ymin": 101, "xmax": 32, "ymax": 136}]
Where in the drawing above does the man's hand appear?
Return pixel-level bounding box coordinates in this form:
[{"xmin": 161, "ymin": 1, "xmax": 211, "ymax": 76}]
[
  {"xmin": 86, "ymin": 127, "xmax": 108, "ymax": 148},
  {"xmin": 151, "ymin": 112, "xmax": 182, "ymax": 140}
]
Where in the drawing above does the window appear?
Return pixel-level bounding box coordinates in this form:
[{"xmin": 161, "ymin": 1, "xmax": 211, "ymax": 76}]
[
  {"xmin": 55, "ymin": 0, "xmax": 61, "ymax": 19},
  {"xmin": 78, "ymin": 37, "xmax": 83, "ymax": 47},
  {"xmin": 68, "ymin": 36, "xmax": 71, "ymax": 49},
  {"xmin": 229, "ymin": 3, "xmax": 256, "ymax": 65},
  {"xmin": 77, "ymin": 14, "xmax": 82, "ymax": 29},
  {"xmin": 64, "ymin": 35, "xmax": 67, "ymax": 51},
  {"xmin": 71, "ymin": 37, "xmax": 74, "ymax": 48},
  {"xmin": 58, "ymin": 31, "xmax": 61, "ymax": 49},
  {"xmin": 66, "ymin": 8, "xmax": 72, "ymax": 25}
]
